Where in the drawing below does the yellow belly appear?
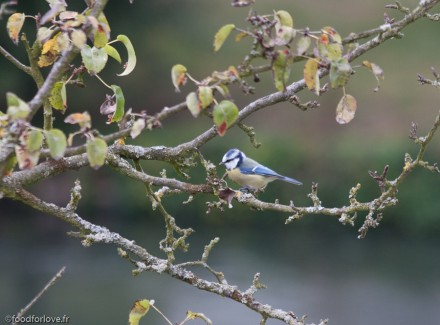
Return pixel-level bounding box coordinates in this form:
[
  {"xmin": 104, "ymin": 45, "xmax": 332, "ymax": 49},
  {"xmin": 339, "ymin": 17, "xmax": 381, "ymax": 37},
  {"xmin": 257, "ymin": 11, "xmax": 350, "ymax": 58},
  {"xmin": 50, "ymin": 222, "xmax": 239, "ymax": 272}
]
[{"xmin": 227, "ymin": 168, "xmax": 275, "ymax": 190}]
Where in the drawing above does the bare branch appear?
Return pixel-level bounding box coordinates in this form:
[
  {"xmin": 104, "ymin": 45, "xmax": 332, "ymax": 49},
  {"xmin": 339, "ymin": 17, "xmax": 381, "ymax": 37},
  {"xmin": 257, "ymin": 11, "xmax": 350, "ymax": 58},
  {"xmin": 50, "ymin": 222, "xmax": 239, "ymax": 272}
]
[
  {"xmin": 0, "ymin": 45, "xmax": 32, "ymax": 75},
  {"xmin": 0, "ymin": 185, "xmax": 301, "ymax": 324},
  {"xmin": 13, "ymin": 266, "xmax": 66, "ymax": 324}
]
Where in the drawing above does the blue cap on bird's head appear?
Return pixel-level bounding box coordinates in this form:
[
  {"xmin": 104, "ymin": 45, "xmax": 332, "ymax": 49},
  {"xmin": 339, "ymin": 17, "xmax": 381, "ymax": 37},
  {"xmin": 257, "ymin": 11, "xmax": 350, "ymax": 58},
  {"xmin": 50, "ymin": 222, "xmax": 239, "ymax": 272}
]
[{"xmin": 220, "ymin": 148, "xmax": 245, "ymax": 170}]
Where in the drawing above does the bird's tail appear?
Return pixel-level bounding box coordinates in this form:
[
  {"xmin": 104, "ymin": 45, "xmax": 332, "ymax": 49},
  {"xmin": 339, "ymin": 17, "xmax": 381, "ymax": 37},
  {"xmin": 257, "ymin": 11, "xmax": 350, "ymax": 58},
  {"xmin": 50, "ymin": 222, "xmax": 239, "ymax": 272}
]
[{"xmin": 280, "ymin": 175, "xmax": 302, "ymax": 186}]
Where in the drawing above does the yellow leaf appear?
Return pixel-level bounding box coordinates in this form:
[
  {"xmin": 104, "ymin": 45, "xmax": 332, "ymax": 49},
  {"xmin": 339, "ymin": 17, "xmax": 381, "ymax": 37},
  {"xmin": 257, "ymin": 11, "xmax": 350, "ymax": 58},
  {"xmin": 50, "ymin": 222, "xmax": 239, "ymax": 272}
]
[
  {"xmin": 304, "ymin": 59, "xmax": 320, "ymax": 95},
  {"xmin": 41, "ymin": 37, "xmax": 59, "ymax": 54},
  {"xmin": 213, "ymin": 24, "xmax": 235, "ymax": 52},
  {"xmin": 64, "ymin": 112, "xmax": 91, "ymax": 129},
  {"xmin": 235, "ymin": 31, "xmax": 247, "ymax": 42},
  {"xmin": 336, "ymin": 94, "xmax": 357, "ymax": 124},
  {"xmin": 7, "ymin": 13, "xmax": 25, "ymax": 45},
  {"xmin": 275, "ymin": 10, "xmax": 294, "ymax": 28},
  {"xmin": 171, "ymin": 64, "xmax": 187, "ymax": 92},
  {"xmin": 128, "ymin": 299, "xmax": 151, "ymax": 325},
  {"xmin": 38, "ymin": 37, "xmax": 61, "ymax": 67},
  {"xmin": 186, "ymin": 91, "xmax": 200, "ymax": 117}
]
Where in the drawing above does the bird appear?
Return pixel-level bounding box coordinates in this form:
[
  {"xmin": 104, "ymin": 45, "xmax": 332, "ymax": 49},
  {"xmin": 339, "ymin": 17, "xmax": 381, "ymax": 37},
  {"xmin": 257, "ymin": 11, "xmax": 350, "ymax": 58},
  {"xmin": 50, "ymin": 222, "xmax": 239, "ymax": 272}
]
[{"xmin": 220, "ymin": 148, "xmax": 302, "ymax": 191}]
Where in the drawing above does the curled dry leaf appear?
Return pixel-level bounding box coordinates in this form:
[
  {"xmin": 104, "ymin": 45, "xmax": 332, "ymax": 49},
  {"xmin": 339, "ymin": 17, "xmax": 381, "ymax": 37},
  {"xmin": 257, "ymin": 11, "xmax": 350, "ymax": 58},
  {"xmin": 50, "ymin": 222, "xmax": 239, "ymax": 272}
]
[
  {"xmin": 219, "ymin": 188, "xmax": 237, "ymax": 208},
  {"xmin": 7, "ymin": 13, "xmax": 25, "ymax": 45},
  {"xmin": 336, "ymin": 94, "xmax": 357, "ymax": 124}
]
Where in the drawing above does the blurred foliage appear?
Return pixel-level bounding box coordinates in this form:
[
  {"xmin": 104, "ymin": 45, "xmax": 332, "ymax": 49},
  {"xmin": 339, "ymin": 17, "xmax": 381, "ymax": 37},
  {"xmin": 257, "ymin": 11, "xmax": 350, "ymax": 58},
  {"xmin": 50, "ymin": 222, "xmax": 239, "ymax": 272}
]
[{"xmin": 0, "ymin": 0, "xmax": 439, "ymax": 240}]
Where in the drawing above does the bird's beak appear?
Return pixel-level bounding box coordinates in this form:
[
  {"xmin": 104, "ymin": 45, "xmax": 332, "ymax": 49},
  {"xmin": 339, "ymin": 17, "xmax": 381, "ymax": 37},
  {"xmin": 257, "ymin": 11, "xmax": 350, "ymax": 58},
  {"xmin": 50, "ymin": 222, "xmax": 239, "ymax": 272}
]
[{"xmin": 219, "ymin": 161, "xmax": 224, "ymax": 166}]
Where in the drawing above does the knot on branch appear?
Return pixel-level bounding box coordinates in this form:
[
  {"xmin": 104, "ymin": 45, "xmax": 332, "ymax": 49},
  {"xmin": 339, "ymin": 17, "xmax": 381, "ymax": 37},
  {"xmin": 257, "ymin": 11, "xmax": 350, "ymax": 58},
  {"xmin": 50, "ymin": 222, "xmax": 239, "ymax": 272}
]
[
  {"xmin": 66, "ymin": 179, "xmax": 82, "ymax": 211},
  {"xmin": 368, "ymin": 165, "xmax": 389, "ymax": 192},
  {"xmin": 339, "ymin": 212, "xmax": 357, "ymax": 226},
  {"xmin": 289, "ymin": 95, "xmax": 320, "ymax": 111},
  {"xmin": 238, "ymin": 123, "xmax": 261, "ymax": 148},
  {"xmin": 307, "ymin": 182, "xmax": 322, "ymax": 208},
  {"xmin": 358, "ymin": 211, "xmax": 383, "ymax": 238},
  {"xmin": 348, "ymin": 183, "xmax": 362, "ymax": 204}
]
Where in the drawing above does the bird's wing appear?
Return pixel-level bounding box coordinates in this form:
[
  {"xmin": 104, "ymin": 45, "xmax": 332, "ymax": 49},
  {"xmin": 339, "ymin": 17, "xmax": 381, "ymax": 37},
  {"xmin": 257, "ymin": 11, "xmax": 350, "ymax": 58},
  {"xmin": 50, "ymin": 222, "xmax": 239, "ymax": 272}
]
[
  {"xmin": 240, "ymin": 165, "xmax": 302, "ymax": 185},
  {"xmin": 240, "ymin": 165, "xmax": 279, "ymax": 177}
]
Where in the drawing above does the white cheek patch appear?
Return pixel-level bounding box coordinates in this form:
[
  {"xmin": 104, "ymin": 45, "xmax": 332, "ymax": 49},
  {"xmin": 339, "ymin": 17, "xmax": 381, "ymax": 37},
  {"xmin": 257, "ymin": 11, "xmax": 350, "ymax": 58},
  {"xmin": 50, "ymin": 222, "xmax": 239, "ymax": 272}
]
[{"xmin": 225, "ymin": 158, "xmax": 239, "ymax": 170}]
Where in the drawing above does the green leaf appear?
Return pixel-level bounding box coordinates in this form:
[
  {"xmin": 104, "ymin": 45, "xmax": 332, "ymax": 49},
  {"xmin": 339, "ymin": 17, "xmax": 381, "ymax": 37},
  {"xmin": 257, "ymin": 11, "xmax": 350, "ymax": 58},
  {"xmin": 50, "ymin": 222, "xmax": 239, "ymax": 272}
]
[
  {"xmin": 109, "ymin": 85, "xmax": 125, "ymax": 123},
  {"xmin": 275, "ymin": 10, "xmax": 293, "ymax": 28},
  {"xmin": 7, "ymin": 13, "xmax": 25, "ymax": 45},
  {"xmin": 213, "ymin": 24, "xmax": 235, "ymax": 52},
  {"xmin": 104, "ymin": 44, "xmax": 121, "ymax": 63},
  {"xmin": 329, "ymin": 58, "xmax": 352, "ymax": 88},
  {"xmin": 116, "ymin": 34, "xmax": 136, "ymax": 76},
  {"xmin": 49, "ymin": 81, "xmax": 67, "ymax": 112},
  {"xmin": 6, "ymin": 92, "xmax": 30, "ymax": 120},
  {"xmin": 318, "ymin": 28, "xmax": 343, "ymax": 61},
  {"xmin": 80, "ymin": 45, "xmax": 108, "ymax": 74},
  {"xmin": 26, "ymin": 129, "xmax": 44, "ymax": 152},
  {"xmin": 171, "ymin": 64, "xmax": 187, "ymax": 92},
  {"xmin": 272, "ymin": 50, "xmax": 293, "ymax": 92},
  {"xmin": 86, "ymin": 137, "xmax": 108, "ymax": 169},
  {"xmin": 213, "ymin": 100, "xmax": 239, "ymax": 136},
  {"xmin": 128, "ymin": 299, "xmax": 151, "ymax": 325},
  {"xmin": 198, "ymin": 86, "xmax": 213, "ymax": 109},
  {"xmin": 45, "ymin": 129, "xmax": 67, "ymax": 160},
  {"xmin": 93, "ymin": 24, "xmax": 108, "ymax": 48},
  {"xmin": 186, "ymin": 91, "xmax": 200, "ymax": 118},
  {"xmin": 296, "ymin": 36, "xmax": 311, "ymax": 55},
  {"xmin": 336, "ymin": 94, "xmax": 357, "ymax": 124}
]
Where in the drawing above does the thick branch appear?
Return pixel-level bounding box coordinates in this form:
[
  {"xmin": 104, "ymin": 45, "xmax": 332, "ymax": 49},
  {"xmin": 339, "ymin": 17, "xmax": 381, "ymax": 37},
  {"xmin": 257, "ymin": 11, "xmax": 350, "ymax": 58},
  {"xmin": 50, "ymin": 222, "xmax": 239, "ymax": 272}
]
[
  {"xmin": 0, "ymin": 184, "xmax": 300, "ymax": 324},
  {"xmin": 113, "ymin": 1, "xmax": 440, "ymax": 163}
]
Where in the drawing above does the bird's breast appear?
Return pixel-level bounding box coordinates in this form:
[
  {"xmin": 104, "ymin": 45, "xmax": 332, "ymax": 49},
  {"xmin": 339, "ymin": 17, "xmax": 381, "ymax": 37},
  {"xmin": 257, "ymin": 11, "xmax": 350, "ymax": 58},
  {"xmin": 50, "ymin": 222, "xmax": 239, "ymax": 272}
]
[{"xmin": 227, "ymin": 168, "xmax": 274, "ymax": 189}]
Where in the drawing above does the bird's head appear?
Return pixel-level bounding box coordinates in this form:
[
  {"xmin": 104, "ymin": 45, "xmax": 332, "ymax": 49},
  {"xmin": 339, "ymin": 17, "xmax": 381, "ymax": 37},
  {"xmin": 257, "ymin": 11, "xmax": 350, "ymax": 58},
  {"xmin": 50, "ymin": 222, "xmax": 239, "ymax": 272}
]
[{"xmin": 220, "ymin": 148, "xmax": 245, "ymax": 170}]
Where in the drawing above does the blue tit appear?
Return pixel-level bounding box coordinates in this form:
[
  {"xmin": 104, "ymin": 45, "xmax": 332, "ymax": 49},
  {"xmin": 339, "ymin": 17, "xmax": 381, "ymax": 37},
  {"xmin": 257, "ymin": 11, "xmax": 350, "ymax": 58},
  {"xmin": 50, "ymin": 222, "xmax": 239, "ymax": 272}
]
[{"xmin": 220, "ymin": 148, "xmax": 302, "ymax": 191}]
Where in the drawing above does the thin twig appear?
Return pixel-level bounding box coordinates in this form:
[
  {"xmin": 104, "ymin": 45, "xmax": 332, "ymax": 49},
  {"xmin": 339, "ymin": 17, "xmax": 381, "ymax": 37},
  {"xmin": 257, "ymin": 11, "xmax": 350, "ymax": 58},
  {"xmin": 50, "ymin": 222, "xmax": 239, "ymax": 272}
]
[
  {"xmin": 0, "ymin": 45, "xmax": 32, "ymax": 75},
  {"xmin": 13, "ymin": 266, "xmax": 66, "ymax": 324}
]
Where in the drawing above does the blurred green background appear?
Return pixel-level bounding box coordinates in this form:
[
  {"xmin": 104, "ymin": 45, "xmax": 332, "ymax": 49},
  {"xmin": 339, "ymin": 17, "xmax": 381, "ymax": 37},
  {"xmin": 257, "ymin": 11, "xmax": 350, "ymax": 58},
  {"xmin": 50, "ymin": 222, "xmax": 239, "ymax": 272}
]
[{"xmin": 1, "ymin": 1, "xmax": 439, "ymax": 324}]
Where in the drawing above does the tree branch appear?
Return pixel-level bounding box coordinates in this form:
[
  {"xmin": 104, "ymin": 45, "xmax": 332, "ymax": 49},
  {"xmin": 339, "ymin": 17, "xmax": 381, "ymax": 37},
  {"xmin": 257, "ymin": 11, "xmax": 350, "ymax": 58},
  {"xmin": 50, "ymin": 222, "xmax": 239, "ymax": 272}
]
[
  {"xmin": 0, "ymin": 45, "xmax": 32, "ymax": 75},
  {"xmin": 1, "ymin": 183, "xmax": 301, "ymax": 324},
  {"xmin": 13, "ymin": 266, "xmax": 66, "ymax": 325}
]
